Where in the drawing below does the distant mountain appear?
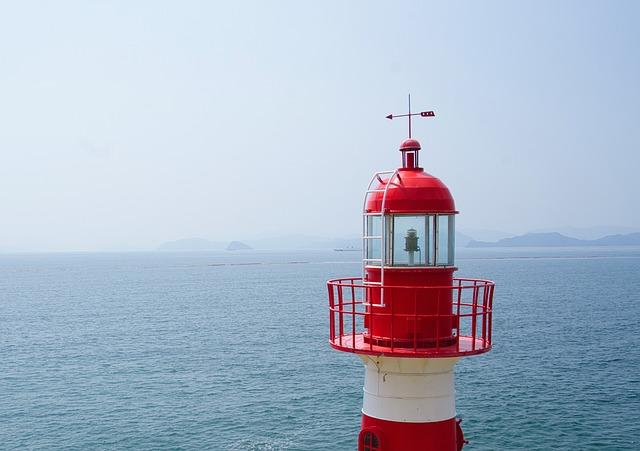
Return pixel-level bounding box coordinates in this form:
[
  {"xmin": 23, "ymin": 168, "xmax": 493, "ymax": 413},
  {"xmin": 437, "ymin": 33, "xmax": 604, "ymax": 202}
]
[
  {"xmin": 455, "ymin": 232, "xmax": 474, "ymax": 247},
  {"xmin": 157, "ymin": 238, "xmax": 225, "ymax": 251},
  {"xmin": 468, "ymin": 232, "xmax": 640, "ymax": 248},
  {"xmin": 591, "ymin": 232, "xmax": 640, "ymax": 246},
  {"xmin": 530, "ymin": 225, "xmax": 639, "ymax": 240},
  {"xmin": 226, "ymin": 241, "xmax": 252, "ymax": 251}
]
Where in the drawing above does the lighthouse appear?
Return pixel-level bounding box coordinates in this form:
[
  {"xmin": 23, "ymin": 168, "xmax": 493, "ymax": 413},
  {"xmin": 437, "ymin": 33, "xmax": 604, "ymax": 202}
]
[{"xmin": 327, "ymin": 106, "xmax": 495, "ymax": 450}]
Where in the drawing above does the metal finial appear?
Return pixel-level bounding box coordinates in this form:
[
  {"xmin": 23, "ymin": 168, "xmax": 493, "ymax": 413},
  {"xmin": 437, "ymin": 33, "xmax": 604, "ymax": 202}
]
[{"xmin": 408, "ymin": 94, "xmax": 411, "ymax": 138}]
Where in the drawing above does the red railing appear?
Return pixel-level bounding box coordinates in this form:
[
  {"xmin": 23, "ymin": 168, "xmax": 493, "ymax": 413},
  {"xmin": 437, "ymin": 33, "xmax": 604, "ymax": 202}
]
[{"xmin": 327, "ymin": 277, "xmax": 494, "ymax": 358}]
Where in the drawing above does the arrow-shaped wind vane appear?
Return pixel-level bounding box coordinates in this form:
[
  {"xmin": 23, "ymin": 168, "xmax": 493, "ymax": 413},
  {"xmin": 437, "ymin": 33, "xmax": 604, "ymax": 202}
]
[{"xmin": 386, "ymin": 94, "xmax": 435, "ymax": 138}]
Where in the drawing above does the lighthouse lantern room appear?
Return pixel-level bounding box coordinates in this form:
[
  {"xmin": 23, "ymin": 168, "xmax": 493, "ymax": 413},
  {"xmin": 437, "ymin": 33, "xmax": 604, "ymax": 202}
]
[{"xmin": 327, "ymin": 105, "xmax": 495, "ymax": 450}]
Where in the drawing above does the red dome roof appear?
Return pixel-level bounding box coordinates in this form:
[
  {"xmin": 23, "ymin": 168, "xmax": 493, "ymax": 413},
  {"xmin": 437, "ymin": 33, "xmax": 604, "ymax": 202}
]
[
  {"xmin": 366, "ymin": 169, "xmax": 456, "ymax": 214},
  {"xmin": 399, "ymin": 138, "xmax": 421, "ymax": 151}
]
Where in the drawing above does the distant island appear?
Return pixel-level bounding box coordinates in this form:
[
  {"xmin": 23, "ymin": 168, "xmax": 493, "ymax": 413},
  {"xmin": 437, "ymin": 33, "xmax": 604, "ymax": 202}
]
[
  {"xmin": 226, "ymin": 241, "xmax": 252, "ymax": 251},
  {"xmin": 158, "ymin": 238, "xmax": 253, "ymax": 251},
  {"xmin": 158, "ymin": 235, "xmax": 361, "ymax": 251},
  {"xmin": 468, "ymin": 232, "xmax": 640, "ymax": 248}
]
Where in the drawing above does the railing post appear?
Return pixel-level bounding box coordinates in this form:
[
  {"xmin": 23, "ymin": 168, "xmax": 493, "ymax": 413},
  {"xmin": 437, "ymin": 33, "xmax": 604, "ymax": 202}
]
[
  {"xmin": 456, "ymin": 279, "xmax": 462, "ymax": 353},
  {"xmin": 435, "ymin": 287, "xmax": 441, "ymax": 353},
  {"xmin": 368, "ymin": 284, "xmax": 374, "ymax": 352},
  {"xmin": 471, "ymin": 281, "xmax": 479, "ymax": 351},
  {"xmin": 390, "ymin": 285, "xmax": 394, "ymax": 353},
  {"xmin": 413, "ymin": 287, "xmax": 418, "ymax": 352},
  {"xmin": 481, "ymin": 283, "xmax": 488, "ymax": 346},
  {"xmin": 488, "ymin": 283, "xmax": 494, "ymax": 345},
  {"xmin": 352, "ymin": 286, "xmax": 356, "ymax": 351},
  {"xmin": 328, "ymin": 284, "xmax": 335, "ymax": 342},
  {"xmin": 351, "ymin": 282, "xmax": 357, "ymax": 350},
  {"xmin": 338, "ymin": 283, "xmax": 344, "ymax": 347}
]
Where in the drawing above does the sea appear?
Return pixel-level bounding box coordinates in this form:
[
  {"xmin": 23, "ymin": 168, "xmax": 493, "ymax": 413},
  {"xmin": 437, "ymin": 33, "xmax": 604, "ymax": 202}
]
[{"xmin": 1, "ymin": 247, "xmax": 639, "ymax": 450}]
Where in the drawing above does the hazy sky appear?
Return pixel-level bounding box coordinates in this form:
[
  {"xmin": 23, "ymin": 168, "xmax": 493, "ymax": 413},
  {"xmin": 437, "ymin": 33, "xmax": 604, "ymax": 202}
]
[{"xmin": 1, "ymin": 1, "xmax": 639, "ymax": 251}]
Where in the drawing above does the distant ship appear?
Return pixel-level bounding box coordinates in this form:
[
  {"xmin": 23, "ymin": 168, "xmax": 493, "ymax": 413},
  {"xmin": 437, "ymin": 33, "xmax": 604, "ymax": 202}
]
[{"xmin": 333, "ymin": 247, "xmax": 361, "ymax": 252}]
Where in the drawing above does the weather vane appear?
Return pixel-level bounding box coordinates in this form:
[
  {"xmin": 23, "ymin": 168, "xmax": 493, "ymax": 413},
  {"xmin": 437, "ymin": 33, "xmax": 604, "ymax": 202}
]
[{"xmin": 386, "ymin": 94, "xmax": 435, "ymax": 138}]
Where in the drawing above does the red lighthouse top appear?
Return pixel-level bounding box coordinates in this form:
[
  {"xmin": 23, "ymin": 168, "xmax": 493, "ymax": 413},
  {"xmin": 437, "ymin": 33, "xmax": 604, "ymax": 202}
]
[
  {"xmin": 366, "ymin": 138, "xmax": 456, "ymax": 214},
  {"xmin": 327, "ymin": 101, "xmax": 495, "ymax": 359}
]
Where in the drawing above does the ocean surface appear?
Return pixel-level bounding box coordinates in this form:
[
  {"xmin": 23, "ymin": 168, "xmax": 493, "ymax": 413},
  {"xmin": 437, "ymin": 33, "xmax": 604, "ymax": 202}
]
[{"xmin": 1, "ymin": 247, "xmax": 639, "ymax": 450}]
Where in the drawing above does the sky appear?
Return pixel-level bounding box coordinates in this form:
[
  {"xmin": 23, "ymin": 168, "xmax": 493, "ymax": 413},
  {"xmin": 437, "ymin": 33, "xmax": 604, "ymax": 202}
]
[{"xmin": 1, "ymin": 1, "xmax": 639, "ymax": 251}]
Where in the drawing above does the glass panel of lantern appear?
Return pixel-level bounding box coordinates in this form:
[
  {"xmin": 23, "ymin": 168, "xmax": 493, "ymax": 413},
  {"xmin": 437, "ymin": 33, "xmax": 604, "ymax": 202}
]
[
  {"xmin": 391, "ymin": 215, "xmax": 427, "ymax": 266},
  {"xmin": 436, "ymin": 215, "xmax": 454, "ymax": 266},
  {"xmin": 427, "ymin": 214, "xmax": 435, "ymax": 265},
  {"xmin": 448, "ymin": 214, "xmax": 455, "ymax": 265},
  {"xmin": 365, "ymin": 215, "xmax": 381, "ymax": 265}
]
